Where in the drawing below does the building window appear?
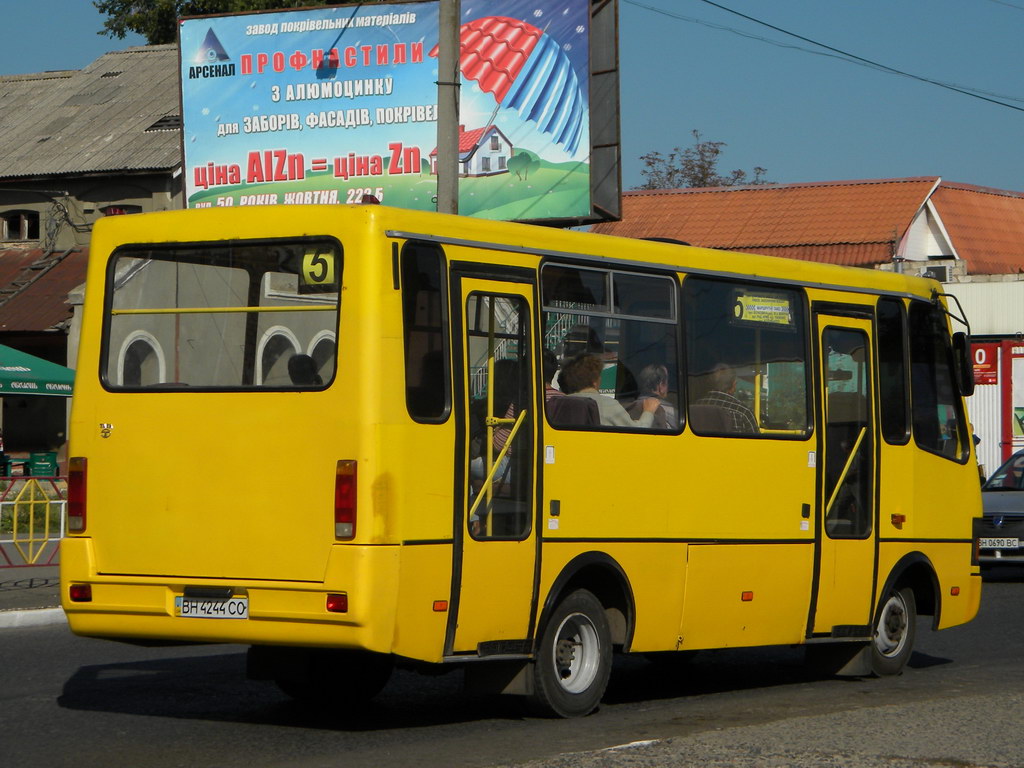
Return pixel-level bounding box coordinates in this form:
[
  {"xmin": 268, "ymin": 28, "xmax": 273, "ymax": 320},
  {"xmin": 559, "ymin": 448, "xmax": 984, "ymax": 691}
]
[
  {"xmin": 120, "ymin": 333, "xmax": 165, "ymax": 386},
  {"xmin": 1, "ymin": 210, "xmax": 40, "ymax": 241},
  {"xmin": 258, "ymin": 330, "xmax": 301, "ymax": 386},
  {"xmin": 481, "ymin": 157, "xmax": 491, "ymax": 173},
  {"xmin": 309, "ymin": 333, "xmax": 336, "ymax": 384},
  {"xmin": 490, "ymin": 135, "xmax": 500, "ymax": 150}
]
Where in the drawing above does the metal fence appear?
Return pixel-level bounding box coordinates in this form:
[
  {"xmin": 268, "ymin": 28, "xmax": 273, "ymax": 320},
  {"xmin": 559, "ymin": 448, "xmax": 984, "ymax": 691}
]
[{"xmin": 0, "ymin": 477, "xmax": 66, "ymax": 568}]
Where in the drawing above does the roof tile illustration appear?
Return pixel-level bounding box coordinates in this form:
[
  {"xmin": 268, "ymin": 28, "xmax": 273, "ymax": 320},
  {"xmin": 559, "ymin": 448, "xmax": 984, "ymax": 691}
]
[{"xmin": 431, "ymin": 16, "xmax": 584, "ymax": 155}]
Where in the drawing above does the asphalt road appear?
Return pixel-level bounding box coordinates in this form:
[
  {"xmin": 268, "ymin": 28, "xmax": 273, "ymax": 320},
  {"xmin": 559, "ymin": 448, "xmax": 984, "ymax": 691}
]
[{"xmin": 2, "ymin": 568, "xmax": 1024, "ymax": 768}]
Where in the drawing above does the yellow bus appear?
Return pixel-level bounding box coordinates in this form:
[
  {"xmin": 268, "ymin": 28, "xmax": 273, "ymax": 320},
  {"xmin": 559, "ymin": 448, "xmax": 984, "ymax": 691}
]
[{"xmin": 62, "ymin": 204, "xmax": 981, "ymax": 717}]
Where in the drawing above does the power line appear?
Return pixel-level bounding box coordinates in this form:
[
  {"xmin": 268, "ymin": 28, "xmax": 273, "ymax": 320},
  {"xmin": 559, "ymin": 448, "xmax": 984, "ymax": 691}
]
[
  {"xmin": 623, "ymin": 0, "xmax": 1024, "ymax": 113},
  {"xmin": 984, "ymin": 0, "xmax": 1024, "ymax": 11}
]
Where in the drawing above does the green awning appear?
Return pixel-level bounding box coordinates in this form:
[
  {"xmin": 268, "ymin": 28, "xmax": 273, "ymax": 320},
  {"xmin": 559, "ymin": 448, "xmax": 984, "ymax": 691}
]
[{"xmin": 0, "ymin": 345, "xmax": 74, "ymax": 397}]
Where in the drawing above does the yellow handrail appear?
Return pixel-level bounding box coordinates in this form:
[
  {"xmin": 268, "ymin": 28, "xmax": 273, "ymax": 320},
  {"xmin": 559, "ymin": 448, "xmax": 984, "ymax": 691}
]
[
  {"xmin": 468, "ymin": 409, "xmax": 528, "ymax": 527},
  {"xmin": 112, "ymin": 305, "xmax": 334, "ymax": 315},
  {"xmin": 825, "ymin": 426, "xmax": 866, "ymax": 515}
]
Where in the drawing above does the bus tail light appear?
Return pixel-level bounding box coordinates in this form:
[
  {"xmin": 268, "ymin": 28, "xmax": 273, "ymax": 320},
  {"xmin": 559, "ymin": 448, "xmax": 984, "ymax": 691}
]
[
  {"xmin": 335, "ymin": 460, "xmax": 357, "ymax": 539},
  {"xmin": 69, "ymin": 583, "xmax": 92, "ymax": 602},
  {"xmin": 326, "ymin": 593, "xmax": 348, "ymax": 613},
  {"xmin": 68, "ymin": 457, "xmax": 87, "ymax": 532}
]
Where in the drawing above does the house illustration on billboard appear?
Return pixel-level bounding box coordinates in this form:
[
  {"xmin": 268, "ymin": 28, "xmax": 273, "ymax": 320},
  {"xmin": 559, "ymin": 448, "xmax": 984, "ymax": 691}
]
[{"xmin": 430, "ymin": 124, "xmax": 512, "ymax": 177}]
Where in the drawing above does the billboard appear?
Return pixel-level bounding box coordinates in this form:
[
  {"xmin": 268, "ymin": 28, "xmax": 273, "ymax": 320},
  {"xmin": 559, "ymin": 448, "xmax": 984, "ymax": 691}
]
[{"xmin": 179, "ymin": 0, "xmax": 620, "ymax": 224}]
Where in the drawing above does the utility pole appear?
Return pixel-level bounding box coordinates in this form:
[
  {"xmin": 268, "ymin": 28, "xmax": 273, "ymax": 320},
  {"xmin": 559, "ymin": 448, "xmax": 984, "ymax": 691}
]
[{"xmin": 436, "ymin": 0, "xmax": 461, "ymax": 215}]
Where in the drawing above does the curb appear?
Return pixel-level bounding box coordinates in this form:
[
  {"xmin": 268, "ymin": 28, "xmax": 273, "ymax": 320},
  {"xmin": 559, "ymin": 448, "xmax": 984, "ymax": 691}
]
[{"xmin": 0, "ymin": 607, "xmax": 66, "ymax": 629}]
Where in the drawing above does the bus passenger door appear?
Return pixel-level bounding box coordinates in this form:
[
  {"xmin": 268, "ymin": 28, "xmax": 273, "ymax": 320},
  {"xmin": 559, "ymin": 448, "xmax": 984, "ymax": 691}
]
[
  {"xmin": 449, "ymin": 277, "xmax": 538, "ymax": 656},
  {"xmin": 812, "ymin": 315, "xmax": 877, "ymax": 636}
]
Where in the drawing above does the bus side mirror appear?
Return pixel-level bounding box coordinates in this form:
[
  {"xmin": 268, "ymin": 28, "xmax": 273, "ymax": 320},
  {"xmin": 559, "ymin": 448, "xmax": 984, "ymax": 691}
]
[{"xmin": 952, "ymin": 332, "xmax": 975, "ymax": 398}]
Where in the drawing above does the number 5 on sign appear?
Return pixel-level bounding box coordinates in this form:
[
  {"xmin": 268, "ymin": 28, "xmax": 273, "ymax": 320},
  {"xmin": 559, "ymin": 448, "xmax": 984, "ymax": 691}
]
[{"xmin": 302, "ymin": 248, "xmax": 335, "ymax": 286}]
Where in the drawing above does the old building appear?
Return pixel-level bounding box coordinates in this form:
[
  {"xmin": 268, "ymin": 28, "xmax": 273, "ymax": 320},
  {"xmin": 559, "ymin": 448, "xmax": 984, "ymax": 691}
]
[{"xmin": 0, "ymin": 44, "xmax": 181, "ymax": 454}]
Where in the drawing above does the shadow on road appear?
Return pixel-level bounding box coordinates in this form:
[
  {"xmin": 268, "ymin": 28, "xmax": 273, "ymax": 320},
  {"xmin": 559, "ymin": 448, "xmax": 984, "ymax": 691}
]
[
  {"xmin": 57, "ymin": 651, "xmax": 528, "ymax": 730},
  {"xmin": 55, "ymin": 640, "xmax": 938, "ymax": 730},
  {"xmin": 981, "ymin": 564, "xmax": 1024, "ymax": 583}
]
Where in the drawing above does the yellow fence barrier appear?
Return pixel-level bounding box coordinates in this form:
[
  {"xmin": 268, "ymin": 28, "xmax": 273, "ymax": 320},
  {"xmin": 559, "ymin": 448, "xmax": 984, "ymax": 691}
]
[{"xmin": 0, "ymin": 477, "xmax": 66, "ymax": 567}]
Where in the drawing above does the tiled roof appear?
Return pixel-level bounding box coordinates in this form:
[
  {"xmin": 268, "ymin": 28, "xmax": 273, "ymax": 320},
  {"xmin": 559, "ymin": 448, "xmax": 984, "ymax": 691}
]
[
  {"xmin": 930, "ymin": 182, "xmax": 1024, "ymax": 275},
  {"xmin": 429, "ymin": 125, "xmax": 505, "ymax": 157},
  {"xmin": 0, "ymin": 249, "xmax": 87, "ymax": 332},
  {"xmin": 458, "ymin": 125, "xmax": 493, "ymax": 153},
  {"xmin": 592, "ymin": 178, "xmax": 941, "ymax": 268},
  {"xmin": 594, "ymin": 177, "xmax": 1024, "ymax": 275},
  {"xmin": 0, "ymin": 45, "xmax": 180, "ymax": 179}
]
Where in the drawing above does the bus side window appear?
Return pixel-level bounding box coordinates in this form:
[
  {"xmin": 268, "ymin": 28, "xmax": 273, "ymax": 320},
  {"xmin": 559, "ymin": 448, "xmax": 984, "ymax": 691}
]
[
  {"xmin": 401, "ymin": 242, "xmax": 449, "ymax": 422},
  {"xmin": 541, "ymin": 264, "xmax": 680, "ymax": 432},
  {"xmin": 908, "ymin": 302, "xmax": 968, "ymax": 461},
  {"xmin": 877, "ymin": 297, "xmax": 910, "ymax": 444},
  {"xmin": 684, "ymin": 277, "xmax": 810, "ymax": 438}
]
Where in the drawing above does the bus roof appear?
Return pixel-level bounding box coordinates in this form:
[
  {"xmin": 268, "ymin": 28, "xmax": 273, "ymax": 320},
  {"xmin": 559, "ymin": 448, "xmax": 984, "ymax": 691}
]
[{"xmin": 90, "ymin": 204, "xmax": 940, "ymax": 302}]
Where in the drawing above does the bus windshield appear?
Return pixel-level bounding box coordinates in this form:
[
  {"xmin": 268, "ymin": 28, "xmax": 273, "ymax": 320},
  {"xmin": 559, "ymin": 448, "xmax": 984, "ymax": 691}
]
[{"xmin": 102, "ymin": 239, "xmax": 341, "ymax": 390}]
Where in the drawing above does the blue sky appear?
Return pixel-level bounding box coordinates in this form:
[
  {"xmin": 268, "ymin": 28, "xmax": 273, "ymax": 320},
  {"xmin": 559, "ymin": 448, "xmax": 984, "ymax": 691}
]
[{"xmin": 4, "ymin": 0, "xmax": 1023, "ymax": 192}]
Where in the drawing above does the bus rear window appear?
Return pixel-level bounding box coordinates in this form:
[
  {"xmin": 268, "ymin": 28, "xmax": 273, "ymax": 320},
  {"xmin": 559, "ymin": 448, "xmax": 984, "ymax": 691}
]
[{"xmin": 103, "ymin": 239, "xmax": 341, "ymax": 390}]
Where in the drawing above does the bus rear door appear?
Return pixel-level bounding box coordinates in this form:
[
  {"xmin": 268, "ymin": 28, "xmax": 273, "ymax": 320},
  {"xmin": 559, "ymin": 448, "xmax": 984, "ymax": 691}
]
[{"xmin": 448, "ymin": 274, "xmax": 538, "ymax": 656}]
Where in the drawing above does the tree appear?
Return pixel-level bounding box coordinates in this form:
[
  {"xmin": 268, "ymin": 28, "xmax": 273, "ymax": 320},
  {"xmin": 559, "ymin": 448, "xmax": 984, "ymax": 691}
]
[
  {"xmin": 636, "ymin": 130, "xmax": 769, "ymax": 190},
  {"xmin": 95, "ymin": 0, "xmax": 378, "ymax": 45},
  {"xmin": 507, "ymin": 150, "xmax": 541, "ymax": 181}
]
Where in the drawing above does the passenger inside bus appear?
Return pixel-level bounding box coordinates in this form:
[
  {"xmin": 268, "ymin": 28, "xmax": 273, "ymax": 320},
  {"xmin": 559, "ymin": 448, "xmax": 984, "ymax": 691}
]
[
  {"xmin": 542, "ymin": 349, "xmax": 564, "ymax": 402},
  {"xmin": 560, "ymin": 324, "xmax": 637, "ymax": 398},
  {"xmin": 695, "ymin": 363, "xmax": 758, "ymax": 434},
  {"xmin": 544, "ymin": 349, "xmax": 599, "ymax": 427},
  {"xmin": 287, "ymin": 354, "xmax": 322, "ymax": 386},
  {"xmin": 626, "ymin": 363, "xmax": 676, "ymax": 429},
  {"xmin": 561, "ymin": 353, "xmax": 658, "ymax": 428},
  {"xmin": 469, "ymin": 359, "xmax": 520, "ymax": 489}
]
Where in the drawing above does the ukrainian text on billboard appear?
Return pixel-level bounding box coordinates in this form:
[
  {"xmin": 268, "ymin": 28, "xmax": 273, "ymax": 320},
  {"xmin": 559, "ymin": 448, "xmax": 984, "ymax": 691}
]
[{"xmin": 180, "ymin": 0, "xmax": 592, "ymax": 221}]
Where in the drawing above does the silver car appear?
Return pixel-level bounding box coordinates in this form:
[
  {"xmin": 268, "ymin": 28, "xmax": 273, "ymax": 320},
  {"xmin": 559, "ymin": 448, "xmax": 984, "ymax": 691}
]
[{"xmin": 978, "ymin": 450, "xmax": 1024, "ymax": 566}]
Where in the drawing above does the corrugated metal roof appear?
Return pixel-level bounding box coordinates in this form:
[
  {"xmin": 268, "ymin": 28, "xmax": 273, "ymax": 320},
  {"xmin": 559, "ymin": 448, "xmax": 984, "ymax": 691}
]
[
  {"xmin": 0, "ymin": 45, "xmax": 180, "ymax": 179},
  {"xmin": 0, "ymin": 249, "xmax": 88, "ymax": 332},
  {"xmin": 592, "ymin": 178, "xmax": 939, "ymax": 268}
]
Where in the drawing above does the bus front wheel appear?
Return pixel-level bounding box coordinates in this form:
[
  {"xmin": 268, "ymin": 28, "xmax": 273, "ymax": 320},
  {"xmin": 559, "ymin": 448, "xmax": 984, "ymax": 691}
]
[
  {"xmin": 871, "ymin": 586, "xmax": 916, "ymax": 676},
  {"xmin": 529, "ymin": 589, "xmax": 612, "ymax": 718}
]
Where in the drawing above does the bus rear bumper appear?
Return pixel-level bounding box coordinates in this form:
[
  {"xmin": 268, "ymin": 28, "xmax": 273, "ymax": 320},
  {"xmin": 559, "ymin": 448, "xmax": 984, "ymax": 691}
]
[{"xmin": 60, "ymin": 537, "xmax": 400, "ymax": 653}]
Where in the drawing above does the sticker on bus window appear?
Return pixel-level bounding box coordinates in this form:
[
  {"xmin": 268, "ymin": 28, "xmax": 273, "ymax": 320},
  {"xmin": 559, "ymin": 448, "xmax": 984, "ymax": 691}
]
[
  {"xmin": 302, "ymin": 247, "xmax": 336, "ymax": 286},
  {"xmin": 300, "ymin": 247, "xmax": 338, "ymax": 294},
  {"xmin": 732, "ymin": 291, "xmax": 795, "ymax": 329}
]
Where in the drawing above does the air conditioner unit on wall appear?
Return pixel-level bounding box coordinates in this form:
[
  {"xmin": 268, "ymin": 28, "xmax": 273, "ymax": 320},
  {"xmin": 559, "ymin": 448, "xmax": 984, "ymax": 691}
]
[{"xmin": 921, "ymin": 265, "xmax": 952, "ymax": 283}]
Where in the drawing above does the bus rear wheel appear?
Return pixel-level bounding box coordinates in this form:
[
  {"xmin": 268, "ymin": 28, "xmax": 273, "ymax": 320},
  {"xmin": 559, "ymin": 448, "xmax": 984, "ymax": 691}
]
[
  {"xmin": 529, "ymin": 589, "xmax": 612, "ymax": 718},
  {"xmin": 871, "ymin": 586, "xmax": 916, "ymax": 676}
]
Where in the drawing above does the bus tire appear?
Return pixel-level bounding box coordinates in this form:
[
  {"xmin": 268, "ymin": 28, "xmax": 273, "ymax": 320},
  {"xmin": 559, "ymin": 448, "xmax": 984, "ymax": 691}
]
[
  {"xmin": 871, "ymin": 586, "xmax": 916, "ymax": 676},
  {"xmin": 275, "ymin": 649, "xmax": 393, "ymax": 706},
  {"xmin": 529, "ymin": 589, "xmax": 612, "ymax": 718}
]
